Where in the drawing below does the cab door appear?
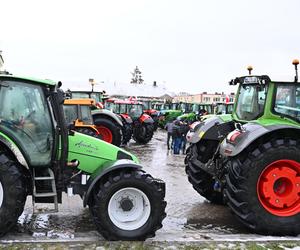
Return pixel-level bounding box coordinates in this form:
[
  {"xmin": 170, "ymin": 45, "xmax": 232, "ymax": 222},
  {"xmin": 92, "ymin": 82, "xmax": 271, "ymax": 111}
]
[{"xmin": 0, "ymin": 80, "xmax": 54, "ymax": 167}]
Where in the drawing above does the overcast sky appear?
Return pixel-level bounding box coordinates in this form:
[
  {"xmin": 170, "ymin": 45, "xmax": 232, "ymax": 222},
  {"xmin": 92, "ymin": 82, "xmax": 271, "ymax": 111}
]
[{"xmin": 1, "ymin": 0, "xmax": 300, "ymax": 94}]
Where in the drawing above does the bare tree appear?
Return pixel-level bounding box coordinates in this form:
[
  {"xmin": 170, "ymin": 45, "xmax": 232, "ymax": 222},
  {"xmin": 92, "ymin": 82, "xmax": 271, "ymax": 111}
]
[{"xmin": 130, "ymin": 66, "xmax": 144, "ymax": 84}]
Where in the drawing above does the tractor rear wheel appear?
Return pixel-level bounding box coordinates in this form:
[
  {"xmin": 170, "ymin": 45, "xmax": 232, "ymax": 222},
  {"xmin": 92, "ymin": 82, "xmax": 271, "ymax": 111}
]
[
  {"xmin": 133, "ymin": 123, "xmax": 154, "ymax": 144},
  {"xmin": 225, "ymin": 138, "xmax": 300, "ymax": 235},
  {"xmin": 0, "ymin": 150, "xmax": 27, "ymax": 236},
  {"xmin": 185, "ymin": 144, "xmax": 224, "ymax": 204},
  {"xmin": 89, "ymin": 169, "xmax": 166, "ymax": 240},
  {"xmin": 93, "ymin": 117, "xmax": 122, "ymax": 147}
]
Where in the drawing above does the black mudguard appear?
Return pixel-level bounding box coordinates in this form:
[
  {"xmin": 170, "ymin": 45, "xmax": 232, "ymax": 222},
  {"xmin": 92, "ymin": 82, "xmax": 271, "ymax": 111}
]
[
  {"xmin": 187, "ymin": 116, "xmax": 234, "ymax": 144},
  {"xmin": 220, "ymin": 123, "xmax": 300, "ymax": 157}
]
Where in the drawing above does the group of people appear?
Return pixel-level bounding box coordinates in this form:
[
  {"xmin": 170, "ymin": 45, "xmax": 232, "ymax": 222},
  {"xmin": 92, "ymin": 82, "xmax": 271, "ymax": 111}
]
[{"xmin": 165, "ymin": 119, "xmax": 190, "ymax": 154}]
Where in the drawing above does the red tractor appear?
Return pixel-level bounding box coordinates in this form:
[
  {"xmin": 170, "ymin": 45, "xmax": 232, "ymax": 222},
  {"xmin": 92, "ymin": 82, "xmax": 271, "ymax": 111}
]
[
  {"xmin": 140, "ymin": 99, "xmax": 159, "ymax": 131},
  {"xmin": 105, "ymin": 98, "xmax": 155, "ymax": 144}
]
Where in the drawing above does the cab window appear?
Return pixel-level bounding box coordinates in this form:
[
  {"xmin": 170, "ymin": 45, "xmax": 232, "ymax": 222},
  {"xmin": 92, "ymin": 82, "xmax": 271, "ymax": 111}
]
[
  {"xmin": 273, "ymin": 84, "xmax": 300, "ymax": 122},
  {"xmin": 0, "ymin": 80, "xmax": 54, "ymax": 166}
]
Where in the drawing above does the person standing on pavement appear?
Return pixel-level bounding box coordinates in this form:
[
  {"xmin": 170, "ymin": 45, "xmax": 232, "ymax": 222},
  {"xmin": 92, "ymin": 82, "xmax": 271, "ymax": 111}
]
[
  {"xmin": 165, "ymin": 119, "xmax": 175, "ymax": 150},
  {"xmin": 172, "ymin": 120, "xmax": 182, "ymax": 154},
  {"xmin": 180, "ymin": 121, "xmax": 190, "ymax": 154}
]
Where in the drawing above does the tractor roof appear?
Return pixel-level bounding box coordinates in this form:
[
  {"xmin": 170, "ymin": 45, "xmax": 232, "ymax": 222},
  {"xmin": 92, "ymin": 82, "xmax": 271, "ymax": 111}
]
[
  {"xmin": 106, "ymin": 98, "xmax": 142, "ymax": 105},
  {"xmin": 0, "ymin": 73, "xmax": 57, "ymax": 86},
  {"xmin": 229, "ymin": 75, "xmax": 271, "ymax": 86},
  {"xmin": 64, "ymin": 98, "xmax": 96, "ymax": 106}
]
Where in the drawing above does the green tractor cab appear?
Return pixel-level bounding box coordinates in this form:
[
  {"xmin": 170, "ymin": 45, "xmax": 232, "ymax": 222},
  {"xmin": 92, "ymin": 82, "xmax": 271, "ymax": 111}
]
[
  {"xmin": 177, "ymin": 103, "xmax": 213, "ymax": 124},
  {"xmin": 0, "ymin": 74, "xmax": 166, "ymax": 240},
  {"xmin": 157, "ymin": 103, "xmax": 187, "ymax": 128},
  {"xmin": 185, "ymin": 61, "xmax": 300, "ymax": 235}
]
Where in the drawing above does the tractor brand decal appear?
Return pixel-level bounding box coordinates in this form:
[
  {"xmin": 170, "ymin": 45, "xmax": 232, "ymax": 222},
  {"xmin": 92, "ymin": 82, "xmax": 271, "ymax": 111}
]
[{"xmin": 75, "ymin": 141, "xmax": 99, "ymax": 153}]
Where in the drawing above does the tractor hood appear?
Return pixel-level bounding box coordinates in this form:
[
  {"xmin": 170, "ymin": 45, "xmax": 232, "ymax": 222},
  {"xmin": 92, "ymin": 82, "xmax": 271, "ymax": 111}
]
[{"xmin": 67, "ymin": 132, "xmax": 138, "ymax": 174}]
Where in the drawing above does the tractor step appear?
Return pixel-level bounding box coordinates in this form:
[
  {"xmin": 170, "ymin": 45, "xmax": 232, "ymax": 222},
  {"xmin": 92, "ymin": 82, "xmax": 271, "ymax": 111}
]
[
  {"xmin": 32, "ymin": 168, "xmax": 58, "ymax": 213},
  {"xmin": 34, "ymin": 176, "xmax": 55, "ymax": 181},
  {"xmin": 33, "ymin": 192, "xmax": 57, "ymax": 197}
]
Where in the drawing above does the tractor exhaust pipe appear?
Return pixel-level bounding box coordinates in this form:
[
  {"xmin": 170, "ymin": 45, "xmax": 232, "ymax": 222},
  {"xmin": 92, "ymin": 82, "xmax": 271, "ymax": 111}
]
[{"xmin": 293, "ymin": 59, "xmax": 299, "ymax": 82}]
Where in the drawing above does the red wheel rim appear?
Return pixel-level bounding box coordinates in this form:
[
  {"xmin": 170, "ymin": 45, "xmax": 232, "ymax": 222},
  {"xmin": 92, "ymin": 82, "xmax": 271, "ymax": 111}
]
[
  {"xmin": 257, "ymin": 159, "xmax": 300, "ymax": 217},
  {"xmin": 95, "ymin": 126, "xmax": 113, "ymax": 143}
]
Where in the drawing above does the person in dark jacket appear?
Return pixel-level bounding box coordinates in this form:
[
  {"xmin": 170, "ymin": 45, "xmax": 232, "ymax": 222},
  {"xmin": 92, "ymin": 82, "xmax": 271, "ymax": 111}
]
[
  {"xmin": 172, "ymin": 120, "xmax": 182, "ymax": 154},
  {"xmin": 180, "ymin": 121, "xmax": 189, "ymax": 154},
  {"xmin": 165, "ymin": 120, "xmax": 175, "ymax": 150}
]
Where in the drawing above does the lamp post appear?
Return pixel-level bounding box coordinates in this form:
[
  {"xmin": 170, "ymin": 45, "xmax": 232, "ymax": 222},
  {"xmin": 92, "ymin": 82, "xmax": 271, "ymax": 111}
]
[{"xmin": 89, "ymin": 78, "xmax": 95, "ymax": 92}]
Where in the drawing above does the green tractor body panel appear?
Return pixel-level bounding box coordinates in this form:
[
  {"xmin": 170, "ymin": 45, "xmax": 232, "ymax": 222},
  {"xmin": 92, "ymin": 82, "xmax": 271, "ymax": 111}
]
[
  {"xmin": 177, "ymin": 112, "xmax": 197, "ymax": 123},
  {"xmin": 0, "ymin": 74, "xmax": 56, "ymax": 86},
  {"xmin": 67, "ymin": 132, "xmax": 138, "ymax": 174}
]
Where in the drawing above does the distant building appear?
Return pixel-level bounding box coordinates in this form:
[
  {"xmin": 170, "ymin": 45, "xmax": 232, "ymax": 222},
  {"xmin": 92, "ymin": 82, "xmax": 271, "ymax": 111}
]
[{"xmin": 173, "ymin": 92, "xmax": 235, "ymax": 104}]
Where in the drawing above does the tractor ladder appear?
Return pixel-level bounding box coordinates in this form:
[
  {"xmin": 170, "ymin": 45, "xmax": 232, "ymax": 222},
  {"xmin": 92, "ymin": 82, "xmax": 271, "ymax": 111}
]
[{"xmin": 32, "ymin": 168, "xmax": 58, "ymax": 213}]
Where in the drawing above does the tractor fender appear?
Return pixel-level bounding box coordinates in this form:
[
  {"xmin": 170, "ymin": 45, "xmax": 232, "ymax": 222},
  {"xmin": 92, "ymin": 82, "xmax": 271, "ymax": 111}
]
[
  {"xmin": 139, "ymin": 114, "xmax": 154, "ymax": 124},
  {"xmin": 120, "ymin": 114, "xmax": 133, "ymax": 124},
  {"xmin": 186, "ymin": 116, "xmax": 233, "ymax": 144},
  {"xmin": 92, "ymin": 109, "xmax": 123, "ymax": 127},
  {"xmin": 83, "ymin": 159, "xmax": 142, "ymax": 207},
  {"xmin": 220, "ymin": 123, "xmax": 300, "ymax": 157},
  {"xmin": 0, "ymin": 133, "xmax": 29, "ymax": 168}
]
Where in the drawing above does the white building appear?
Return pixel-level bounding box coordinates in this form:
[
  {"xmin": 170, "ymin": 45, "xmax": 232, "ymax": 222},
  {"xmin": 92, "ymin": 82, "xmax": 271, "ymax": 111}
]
[{"xmin": 64, "ymin": 80, "xmax": 175, "ymax": 100}]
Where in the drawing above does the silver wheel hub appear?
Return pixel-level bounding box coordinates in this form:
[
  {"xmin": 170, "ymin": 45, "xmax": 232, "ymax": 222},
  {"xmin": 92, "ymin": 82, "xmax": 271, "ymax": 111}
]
[
  {"xmin": 0, "ymin": 180, "xmax": 3, "ymax": 208},
  {"xmin": 108, "ymin": 187, "xmax": 151, "ymax": 231}
]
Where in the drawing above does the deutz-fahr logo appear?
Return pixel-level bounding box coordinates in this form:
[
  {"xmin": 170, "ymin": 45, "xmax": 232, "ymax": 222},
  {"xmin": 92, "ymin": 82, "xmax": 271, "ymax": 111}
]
[{"xmin": 75, "ymin": 141, "xmax": 99, "ymax": 153}]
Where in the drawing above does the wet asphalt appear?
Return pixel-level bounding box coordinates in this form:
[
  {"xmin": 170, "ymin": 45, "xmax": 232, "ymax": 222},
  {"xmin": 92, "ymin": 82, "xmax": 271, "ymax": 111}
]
[{"xmin": 1, "ymin": 129, "xmax": 300, "ymax": 244}]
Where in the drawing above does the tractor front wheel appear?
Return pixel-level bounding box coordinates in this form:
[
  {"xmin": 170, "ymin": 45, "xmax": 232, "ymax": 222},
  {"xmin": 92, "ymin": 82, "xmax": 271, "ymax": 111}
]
[
  {"xmin": 225, "ymin": 138, "xmax": 300, "ymax": 235},
  {"xmin": 0, "ymin": 150, "xmax": 27, "ymax": 236},
  {"xmin": 93, "ymin": 117, "xmax": 122, "ymax": 147},
  {"xmin": 122, "ymin": 122, "xmax": 133, "ymax": 145},
  {"xmin": 89, "ymin": 169, "xmax": 166, "ymax": 240},
  {"xmin": 185, "ymin": 144, "xmax": 224, "ymax": 204}
]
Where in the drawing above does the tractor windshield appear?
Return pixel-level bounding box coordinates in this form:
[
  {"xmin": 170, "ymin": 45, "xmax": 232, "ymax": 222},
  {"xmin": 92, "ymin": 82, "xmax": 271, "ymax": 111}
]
[
  {"xmin": 72, "ymin": 92, "xmax": 90, "ymax": 99},
  {"xmin": 81, "ymin": 105, "xmax": 93, "ymax": 124},
  {"xmin": 235, "ymin": 84, "xmax": 267, "ymax": 120},
  {"xmin": 127, "ymin": 104, "xmax": 143, "ymax": 119},
  {"xmin": 105, "ymin": 101, "xmax": 115, "ymax": 112},
  {"xmin": 142, "ymin": 101, "xmax": 151, "ymax": 110},
  {"xmin": 273, "ymin": 84, "xmax": 300, "ymax": 122}
]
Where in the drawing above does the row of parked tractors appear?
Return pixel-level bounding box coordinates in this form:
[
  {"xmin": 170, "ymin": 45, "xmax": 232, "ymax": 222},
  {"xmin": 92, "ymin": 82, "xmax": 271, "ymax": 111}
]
[{"xmin": 0, "ymin": 60, "xmax": 299, "ymax": 241}]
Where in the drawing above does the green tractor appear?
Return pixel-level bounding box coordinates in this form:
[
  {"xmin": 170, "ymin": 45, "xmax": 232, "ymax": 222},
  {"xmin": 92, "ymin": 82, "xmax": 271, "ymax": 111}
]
[
  {"xmin": 185, "ymin": 61, "xmax": 300, "ymax": 235},
  {"xmin": 177, "ymin": 103, "xmax": 213, "ymax": 124},
  {"xmin": 157, "ymin": 103, "xmax": 185, "ymax": 128},
  {"xmin": 0, "ymin": 74, "xmax": 166, "ymax": 240}
]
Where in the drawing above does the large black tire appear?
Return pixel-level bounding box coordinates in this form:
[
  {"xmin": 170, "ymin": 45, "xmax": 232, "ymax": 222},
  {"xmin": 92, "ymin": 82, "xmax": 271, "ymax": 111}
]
[
  {"xmin": 122, "ymin": 122, "xmax": 133, "ymax": 145},
  {"xmin": 133, "ymin": 123, "xmax": 154, "ymax": 144},
  {"xmin": 93, "ymin": 117, "xmax": 122, "ymax": 147},
  {"xmin": 0, "ymin": 151, "xmax": 27, "ymax": 236},
  {"xmin": 225, "ymin": 138, "xmax": 300, "ymax": 235},
  {"xmin": 185, "ymin": 144, "xmax": 223, "ymax": 204},
  {"xmin": 75, "ymin": 127, "xmax": 101, "ymax": 139},
  {"xmin": 89, "ymin": 169, "xmax": 166, "ymax": 240}
]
